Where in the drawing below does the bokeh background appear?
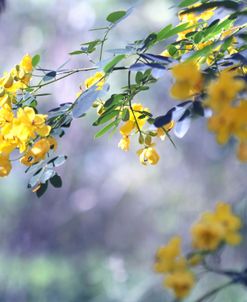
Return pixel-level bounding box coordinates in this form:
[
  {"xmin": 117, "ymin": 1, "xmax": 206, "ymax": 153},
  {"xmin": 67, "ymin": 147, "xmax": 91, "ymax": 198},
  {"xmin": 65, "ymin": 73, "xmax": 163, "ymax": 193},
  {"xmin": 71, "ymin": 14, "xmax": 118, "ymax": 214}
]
[{"xmin": 0, "ymin": 0, "xmax": 246, "ymax": 301}]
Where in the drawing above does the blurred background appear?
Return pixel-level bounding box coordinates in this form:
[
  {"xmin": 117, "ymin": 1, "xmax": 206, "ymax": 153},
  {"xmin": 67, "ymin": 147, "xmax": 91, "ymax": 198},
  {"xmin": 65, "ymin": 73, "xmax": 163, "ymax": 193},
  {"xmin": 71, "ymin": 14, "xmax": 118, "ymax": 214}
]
[{"xmin": 0, "ymin": 0, "xmax": 246, "ymax": 301}]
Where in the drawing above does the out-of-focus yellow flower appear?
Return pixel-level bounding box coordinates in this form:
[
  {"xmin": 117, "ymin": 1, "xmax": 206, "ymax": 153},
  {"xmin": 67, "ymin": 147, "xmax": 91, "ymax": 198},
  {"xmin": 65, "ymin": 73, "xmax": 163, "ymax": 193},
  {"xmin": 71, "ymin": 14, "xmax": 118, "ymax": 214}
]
[
  {"xmin": 191, "ymin": 220, "xmax": 224, "ymax": 251},
  {"xmin": 203, "ymin": 202, "xmax": 242, "ymax": 245},
  {"xmin": 170, "ymin": 61, "xmax": 202, "ymax": 100},
  {"xmin": 154, "ymin": 236, "xmax": 183, "ymax": 273},
  {"xmin": 137, "ymin": 145, "xmax": 160, "ymax": 165},
  {"xmin": 84, "ymin": 71, "xmax": 105, "ymax": 90},
  {"xmin": 206, "ymin": 69, "xmax": 245, "ymax": 112},
  {"xmin": 118, "ymin": 135, "xmax": 130, "ymax": 152},
  {"xmin": 177, "ymin": 6, "xmax": 214, "ymax": 40},
  {"xmin": 237, "ymin": 140, "xmax": 247, "ymax": 162},
  {"xmin": 191, "ymin": 201, "xmax": 242, "ymax": 251},
  {"xmin": 0, "ymin": 153, "xmax": 11, "ymax": 177},
  {"xmin": 164, "ymin": 270, "xmax": 195, "ymax": 299},
  {"xmin": 208, "ymin": 101, "xmax": 247, "ymax": 145}
]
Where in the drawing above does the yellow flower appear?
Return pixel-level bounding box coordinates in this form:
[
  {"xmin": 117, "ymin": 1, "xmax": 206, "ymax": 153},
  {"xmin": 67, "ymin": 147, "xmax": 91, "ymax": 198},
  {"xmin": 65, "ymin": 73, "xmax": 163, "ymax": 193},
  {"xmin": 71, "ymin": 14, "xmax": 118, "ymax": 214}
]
[
  {"xmin": 203, "ymin": 202, "xmax": 242, "ymax": 245},
  {"xmin": 20, "ymin": 54, "xmax": 33, "ymax": 73},
  {"xmin": 120, "ymin": 120, "xmax": 135, "ymax": 136},
  {"xmin": 164, "ymin": 270, "xmax": 195, "ymax": 299},
  {"xmin": 206, "ymin": 69, "xmax": 245, "ymax": 112},
  {"xmin": 84, "ymin": 71, "xmax": 105, "ymax": 90},
  {"xmin": 237, "ymin": 141, "xmax": 247, "ymax": 162},
  {"xmin": 1, "ymin": 107, "xmax": 51, "ymax": 153},
  {"xmin": 170, "ymin": 61, "xmax": 202, "ymax": 100},
  {"xmin": 137, "ymin": 145, "xmax": 160, "ymax": 165},
  {"xmin": 0, "ymin": 104, "xmax": 14, "ymax": 127},
  {"xmin": 208, "ymin": 101, "xmax": 247, "ymax": 145},
  {"xmin": 0, "ymin": 153, "xmax": 12, "ymax": 177},
  {"xmin": 118, "ymin": 135, "xmax": 130, "ymax": 152},
  {"xmin": 154, "ymin": 236, "xmax": 183, "ymax": 273},
  {"xmin": 119, "ymin": 103, "xmax": 150, "ymax": 136},
  {"xmin": 20, "ymin": 138, "xmax": 51, "ymax": 166},
  {"xmin": 177, "ymin": 6, "xmax": 214, "ymax": 40},
  {"xmin": 191, "ymin": 220, "xmax": 224, "ymax": 251}
]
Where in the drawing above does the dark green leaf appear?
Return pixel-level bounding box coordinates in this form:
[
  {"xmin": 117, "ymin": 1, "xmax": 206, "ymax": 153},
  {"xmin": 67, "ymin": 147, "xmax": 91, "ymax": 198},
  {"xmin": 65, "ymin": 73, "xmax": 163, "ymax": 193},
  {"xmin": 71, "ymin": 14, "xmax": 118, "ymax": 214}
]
[
  {"xmin": 36, "ymin": 182, "xmax": 48, "ymax": 198},
  {"xmin": 50, "ymin": 174, "xmax": 62, "ymax": 188}
]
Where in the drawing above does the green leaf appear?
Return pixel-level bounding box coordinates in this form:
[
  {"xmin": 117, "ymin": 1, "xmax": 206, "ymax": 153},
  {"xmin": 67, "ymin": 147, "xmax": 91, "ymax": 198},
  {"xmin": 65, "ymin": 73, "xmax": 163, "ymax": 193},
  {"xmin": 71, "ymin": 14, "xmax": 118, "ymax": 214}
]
[
  {"xmin": 135, "ymin": 71, "xmax": 143, "ymax": 84},
  {"xmin": 158, "ymin": 23, "xmax": 192, "ymax": 41},
  {"xmin": 103, "ymin": 55, "xmax": 125, "ymax": 73},
  {"xmin": 121, "ymin": 108, "xmax": 130, "ymax": 121},
  {"xmin": 168, "ymin": 45, "xmax": 178, "ymax": 56},
  {"xmin": 179, "ymin": 0, "xmax": 199, "ymax": 7},
  {"xmin": 106, "ymin": 11, "xmax": 126, "ymax": 23},
  {"xmin": 187, "ymin": 41, "xmax": 218, "ymax": 61},
  {"xmin": 157, "ymin": 24, "xmax": 173, "ymax": 41},
  {"xmin": 50, "ymin": 174, "xmax": 62, "ymax": 188},
  {"xmin": 94, "ymin": 120, "xmax": 119, "ymax": 138},
  {"xmin": 36, "ymin": 181, "xmax": 48, "ymax": 198},
  {"xmin": 194, "ymin": 31, "xmax": 204, "ymax": 43},
  {"xmin": 69, "ymin": 50, "xmax": 84, "ymax": 55},
  {"xmin": 93, "ymin": 109, "xmax": 119, "ymax": 126},
  {"xmin": 180, "ymin": 1, "xmax": 240, "ymax": 14},
  {"xmin": 32, "ymin": 54, "xmax": 40, "ymax": 67}
]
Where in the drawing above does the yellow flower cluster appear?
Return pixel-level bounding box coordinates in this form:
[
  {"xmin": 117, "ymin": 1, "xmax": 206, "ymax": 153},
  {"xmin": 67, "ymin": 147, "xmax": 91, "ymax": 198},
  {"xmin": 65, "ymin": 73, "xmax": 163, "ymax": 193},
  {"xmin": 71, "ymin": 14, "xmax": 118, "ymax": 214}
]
[
  {"xmin": 155, "ymin": 201, "xmax": 242, "ymax": 300},
  {"xmin": 161, "ymin": 6, "xmax": 215, "ymax": 57},
  {"xmin": 170, "ymin": 60, "xmax": 203, "ymax": 100},
  {"xmin": 155, "ymin": 236, "xmax": 195, "ymax": 299},
  {"xmin": 206, "ymin": 68, "xmax": 246, "ymax": 161},
  {"xmin": 192, "ymin": 202, "xmax": 242, "ymax": 251},
  {"xmin": 0, "ymin": 55, "xmax": 56, "ymax": 176},
  {"xmin": 178, "ymin": 6, "xmax": 215, "ymax": 40},
  {"xmin": 118, "ymin": 103, "xmax": 174, "ymax": 165},
  {"xmin": 0, "ymin": 54, "xmax": 33, "ymax": 107}
]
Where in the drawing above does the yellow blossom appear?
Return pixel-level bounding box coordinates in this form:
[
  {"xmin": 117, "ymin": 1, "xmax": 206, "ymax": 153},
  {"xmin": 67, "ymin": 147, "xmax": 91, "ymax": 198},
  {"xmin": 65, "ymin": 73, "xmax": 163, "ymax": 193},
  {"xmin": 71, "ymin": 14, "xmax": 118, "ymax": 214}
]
[
  {"xmin": 203, "ymin": 202, "xmax": 242, "ymax": 245},
  {"xmin": 118, "ymin": 135, "xmax": 130, "ymax": 152},
  {"xmin": 170, "ymin": 61, "xmax": 202, "ymax": 100},
  {"xmin": 0, "ymin": 153, "xmax": 12, "ymax": 177},
  {"xmin": 191, "ymin": 220, "xmax": 224, "ymax": 251},
  {"xmin": 119, "ymin": 103, "xmax": 150, "ymax": 136},
  {"xmin": 208, "ymin": 102, "xmax": 247, "ymax": 145},
  {"xmin": 206, "ymin": 69, "xmax": 245, "ymax": 112},
  {"xmin": 164, "ymin": 270, "xmax": 195, "ymax": 299},
  {"xmin": 237, "ymin": 141, "xmax": 247, "ymax": 162},
  {"xmin": 20, "ymin": 138, "xmax": 51, "ymax": 166},
  {"xmin": 137, "ymin": 145, "xmax": 160, "ymax": 165},
  {"xmin": 154, "ymin": 236, "xmax": 183, "ymax": 273}
]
